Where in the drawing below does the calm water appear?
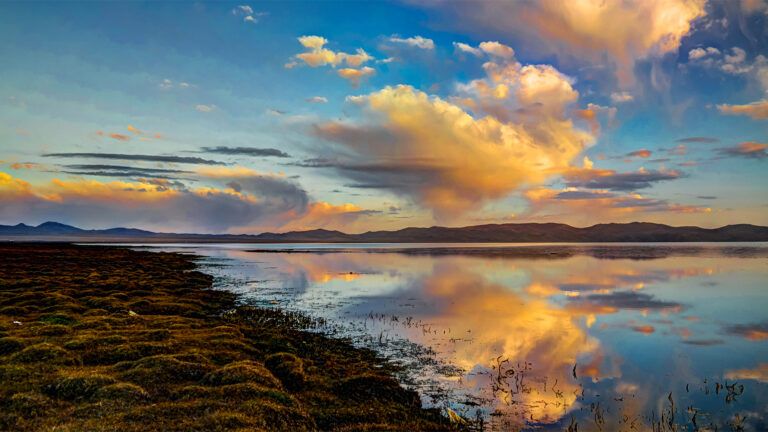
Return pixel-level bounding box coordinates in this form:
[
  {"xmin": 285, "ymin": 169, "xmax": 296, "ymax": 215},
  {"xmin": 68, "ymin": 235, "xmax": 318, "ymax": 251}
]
[{"xmin": 123, "ymin": 243, "xmax": 768, "ymax": 431}]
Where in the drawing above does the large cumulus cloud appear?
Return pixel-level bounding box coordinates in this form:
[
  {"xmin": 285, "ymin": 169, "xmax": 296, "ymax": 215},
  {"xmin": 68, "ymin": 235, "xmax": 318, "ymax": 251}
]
[{"xmin": 308, "ymin": 59, "xmax": 594, "ymax": 220}]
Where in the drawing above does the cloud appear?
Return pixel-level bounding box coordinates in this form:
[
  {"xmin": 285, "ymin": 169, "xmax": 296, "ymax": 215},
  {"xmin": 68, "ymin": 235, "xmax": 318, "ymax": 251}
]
[
  {"xmin": 725, "ymin": 363, "xmax": 768, "ymax": 383},
  {"xmin": 232, "ymin": 5, "xmax": 266, "ymax": 24},
  {"xmin": 158, "ymin": 78, "xmax": 194, "ymax": 90},
  {"xmin": 195, "ymin": 104, "xmax": 216, "ymax": 113},
  {"xmin": 261, "ymin": 202, "xmax": 380, "ymax": 232},
  {"xmin": 337, "ymin": 67, "xmax": 375, "ymax": 87},
  {"xmin": 388, "ymin": 35, "xmax": 435, "ymax": 50},
  {"xmin": 417, "ymin": 0, "xmax": 706, "ymax": 84},
  {"xmin": 724, "ymin": 321, "xmax": 768, "ymax": 341},
  {"xmin": 688, "ymin": 46, "xmax": 720, "ymax": 60},
  {"xmin": 575, "ymin": 103, "xmax": 616, "ymax": 134},
  {"xmin": 43, "ymin": 153, "xmax": 226, "ymax": 165},
  {"xmin": 10, "ymin": 162, "xmax": 41, "ymax": 170},
  {"xmin": 567, "ymin": 291, "xmax": 683, "ymax": 313},
  {"xmin": 59, "ymin": 164, "xmax": 193, "ymax": 179},
  {"xmin": 563, "ymin": 166, "xmax": 683, "ymax": 190},
  {"xmin": 0, "ymin": 170, "xmax": 309, "ymax": 233},
  {"xmin": 610, "ymin": 91, "xmax": 634, "ymax": 103},
  {"xmin": 524, "ymin": 187, "xmax": 710, "ymax": 222},
  {"xmin": 200, "ymin": 146, "xmax": 290, "ymax": 158},
  {"xmin": 689, "ymin": 47, "xmax": 768, "ymax": 90},
  {"xmin": 626, "ymin": 149, "xmax": 652, "ymax": 158},
  {"xmin": 479, "ymin": 41, "xmax": 515, "ymax": 58},
  {"xmin": 676, "ymin": 136, "xmax": 720, "ymax": 143},
  {"xmin": 291, "ymin": 36, "xmax": 373, "ymax": 68},
  {"xmin": 305, "ymin": 96, "xmax": 328, "ymax": 104},
  {"xmin": 717, "ymin": 99, "xmax": 768, "ymax": 120},
  {"xmin": 109, "ymin": 133, "xmax": 131, "ymax": 141},
  {"xmin": 631, "ymin": 325, "xmax": 656, "ymax": 334},
  {"xmin": 716, "ymin": 142, "xmax": 768, "ymax": 159},
  {"xmin": 313, "ymin": 76, "xmax": 593, "ymax": 219},
  {"xmin": 453, "ymin": 42, "xmax": 482, "ymax": 57}
]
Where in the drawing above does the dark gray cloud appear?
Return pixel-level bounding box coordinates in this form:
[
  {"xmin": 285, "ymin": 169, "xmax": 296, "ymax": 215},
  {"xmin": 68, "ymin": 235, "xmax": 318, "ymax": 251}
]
[
  {"xmin": 287, "ymin": 158, "xmax": 341, "ymax": 168},
  {"xmin": 59, "ymin": 164, "xmax": 193, "ymax": 179},
  {"xmin": 567, "ymin": 291, "xmax": 683, "ymax": 311},
  {"xmin": 683, "ymin": 339, "xmax": 724, "ymax": 346},
  {"xmin": 62, "ymin": 164, "xmax": 192, "ymax": 174},
  {"xmin": 724, "ymin": 321, "xmax": 768, "ymax": 340},
  {"xmin": 564, "ymin": 169, "xmax": 683, "ymax": 191},
  {"xmin": 44, "ymin": 153, "xmax": 226, "ymax": 165},
  {"xmin": 697, "ymin": 195, "xmax": 717, "ymax": 200},
  {"xmin": 201, "ymin": 146, "xmax": 290, "ymax": 158},
  {"xmin": 676, "ymin": 136, "xmax": 720, "ymax": 143}
]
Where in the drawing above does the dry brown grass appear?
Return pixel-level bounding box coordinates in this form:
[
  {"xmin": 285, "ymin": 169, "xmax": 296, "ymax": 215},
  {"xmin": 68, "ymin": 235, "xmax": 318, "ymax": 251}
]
[{"xmin": 0, "ymin": 243, "xmax": 455, "ymax": 431}]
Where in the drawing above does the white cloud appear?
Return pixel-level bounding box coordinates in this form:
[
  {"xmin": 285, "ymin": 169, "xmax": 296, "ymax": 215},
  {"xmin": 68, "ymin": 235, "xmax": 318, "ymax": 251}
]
[
  {"xmin": 306, "ymin": 96, "xmax": 328, "ymax": 104},
  {"xmin": 235, "ymin": 5, "xmax": 253, "ymax": 15},
  {"xmin": 388, "ymin": 35, "xmax": 435, "ymax": 50},
  {"xmin": 232, "ymin": 5, "xmax": 266, "ymax": 24},
  {"xmin": 688, "ymin": 46, "xmax": 720, "ymax": 60},
  {"xmin": 610, "ymin": 91, "xmax": 634, "ymax": 103},
  {"xmin": 453, "ymin": 42, "xmax": 482, "ymax": 57},
  {"xmin": 195, "ymin": 104, "xmax": 216, "ymax": 113}
]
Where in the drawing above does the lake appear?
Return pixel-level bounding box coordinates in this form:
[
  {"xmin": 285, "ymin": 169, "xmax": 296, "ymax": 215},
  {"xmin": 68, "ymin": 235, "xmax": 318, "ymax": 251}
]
[{"xmin": 125, "ymin": 243, "xmax": 768, "ymax": 431}]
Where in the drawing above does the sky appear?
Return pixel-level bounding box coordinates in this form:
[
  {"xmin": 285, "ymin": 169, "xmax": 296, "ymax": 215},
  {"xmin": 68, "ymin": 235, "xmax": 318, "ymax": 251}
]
[{"xmin": 0, "ymin": 0, "xmax": 766, "ymax": 234}]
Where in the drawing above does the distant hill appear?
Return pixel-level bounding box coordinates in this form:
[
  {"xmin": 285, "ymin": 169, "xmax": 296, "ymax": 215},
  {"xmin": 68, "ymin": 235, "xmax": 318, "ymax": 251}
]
[{"xmin": 2, "ymin": 221, "xmax": 768, "ymax": 243}]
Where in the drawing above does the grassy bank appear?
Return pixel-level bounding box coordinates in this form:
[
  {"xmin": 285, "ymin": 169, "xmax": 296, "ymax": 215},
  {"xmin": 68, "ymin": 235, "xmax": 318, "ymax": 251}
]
[{"xmin": 0, "ymin": 243, "xmax": 456, "ymax": 431}]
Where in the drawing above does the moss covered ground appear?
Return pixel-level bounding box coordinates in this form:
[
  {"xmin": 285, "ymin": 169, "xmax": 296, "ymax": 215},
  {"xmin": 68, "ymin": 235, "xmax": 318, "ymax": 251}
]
[{"xmin": 0, "ymin": 243, "xmax": 456, "ymax": 431}]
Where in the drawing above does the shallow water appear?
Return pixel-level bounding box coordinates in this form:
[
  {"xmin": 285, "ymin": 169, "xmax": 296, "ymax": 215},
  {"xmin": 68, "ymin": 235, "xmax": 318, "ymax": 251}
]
[{"xmin": 122, "ymin": 243, "xmax": 768, "ymax": 431}]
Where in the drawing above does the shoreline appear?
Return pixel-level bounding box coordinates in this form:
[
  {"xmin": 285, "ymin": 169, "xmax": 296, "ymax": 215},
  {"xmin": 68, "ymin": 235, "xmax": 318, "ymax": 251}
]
[{"xmin": 0, "ymin": 243, "xmax": 456, "ymax": 431}]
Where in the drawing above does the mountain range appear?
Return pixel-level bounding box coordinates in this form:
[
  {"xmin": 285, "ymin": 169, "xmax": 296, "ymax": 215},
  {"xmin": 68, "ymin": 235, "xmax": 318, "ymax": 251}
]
[{"xmin": 1, "ymin": 221, "xmax": 768, "ymax": 243}]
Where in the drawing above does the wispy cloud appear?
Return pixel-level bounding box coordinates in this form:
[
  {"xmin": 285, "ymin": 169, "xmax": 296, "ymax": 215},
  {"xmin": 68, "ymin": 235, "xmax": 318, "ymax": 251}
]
[
  {"xmin": 195, "ymin": 104, "xmax": 216, "ymax": 113},
  {"xmin": 200, "ymin": 146, "xmax": 290, "ymax": 158},
  {"xmin": 563, "ymin": 167, "xmax": 683, "ymax": 191},
  {"xmin": 717, "ymin": 99, "xmax": 768, "ymax": 120},
  {"xmin": 716, "ymin": 142, "xmax": 767, "ymax": 159},
  {"xmin": 676, "ymin": 136, "xmax": 720, "ymax": 143},
  {"xmin": 43, "ymin": 153, "xmax": 226, "ymax": 165},
  {"xmin": 232, "ymin": 5, "xmax": 267, "ymax": 24},
  {"xmin": 388, "ymin": 35, "xmax": 435, "ymax": 50}
]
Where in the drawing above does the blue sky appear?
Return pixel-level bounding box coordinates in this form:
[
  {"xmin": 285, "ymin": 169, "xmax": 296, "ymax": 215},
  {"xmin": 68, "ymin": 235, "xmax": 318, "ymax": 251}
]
[{"xmin": 0, "ymin": 1, "xmax": 766, "ymax": 233}]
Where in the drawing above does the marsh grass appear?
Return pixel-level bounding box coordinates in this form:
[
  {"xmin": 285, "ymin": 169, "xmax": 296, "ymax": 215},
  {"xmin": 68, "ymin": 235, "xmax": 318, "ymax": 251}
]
[{"xmin": 0, "ymin": 244, "xmax": 455, "ymax": 431}]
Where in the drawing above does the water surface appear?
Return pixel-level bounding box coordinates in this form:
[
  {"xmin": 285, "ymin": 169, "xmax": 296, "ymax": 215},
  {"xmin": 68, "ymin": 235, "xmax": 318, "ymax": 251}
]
[{"xmin": 123, "ymin": 243, "xmax": 768, "ymax": 431}]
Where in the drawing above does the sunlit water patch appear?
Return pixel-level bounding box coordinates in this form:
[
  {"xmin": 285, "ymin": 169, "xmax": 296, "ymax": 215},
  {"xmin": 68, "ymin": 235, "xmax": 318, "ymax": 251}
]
[{"xmin": 122, "ymin": 243, "xmax": 768, "ymax": 431}]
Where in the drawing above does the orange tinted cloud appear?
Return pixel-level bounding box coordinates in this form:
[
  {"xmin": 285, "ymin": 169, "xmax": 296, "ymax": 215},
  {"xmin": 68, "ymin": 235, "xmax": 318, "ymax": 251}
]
[
  {"xmin": 291, "ymin": 35, "xmax": 373, "ymax": 70},
  {"xmin": 337, "ymin": 67, "xmax": 375, "ymax": 87},
  {"xmin": 632, "ymin": 325, "xmax": 655, "ymax": 334},
  {"xmin": 717, "ymin": 99, "xmax": 768, "ymax": 120},
  {"xmin": 109, "ymin": 133, "xmax": 131, "ymax": 141},
  {"xmin": 0, "ymin": 170, "xmax": 311, "ymax": 233},
  {"xmin": 420, "ymin": 0, "xmax": 706, "ymax": 84},
  {"xmin": 725, "ymin": 363, "xmax": 768, "ymax": 383},
  {"xmin": 523, "ymin": 186, "xmax": 710, "ymax": 225},
  {"xmin": 9, "ymin": 162, "xmax": 41, "ymax": 170},
  {"xmin": 627, "ymin": 149, "xmax": 652, "ymax": 158},
  {"xmin": 717, "ymin": 141, "xmax": 768, "ymax": 159},
  {"xmin": 315, "ymin": 65, "xmax": 593, "ymax": 219}
]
